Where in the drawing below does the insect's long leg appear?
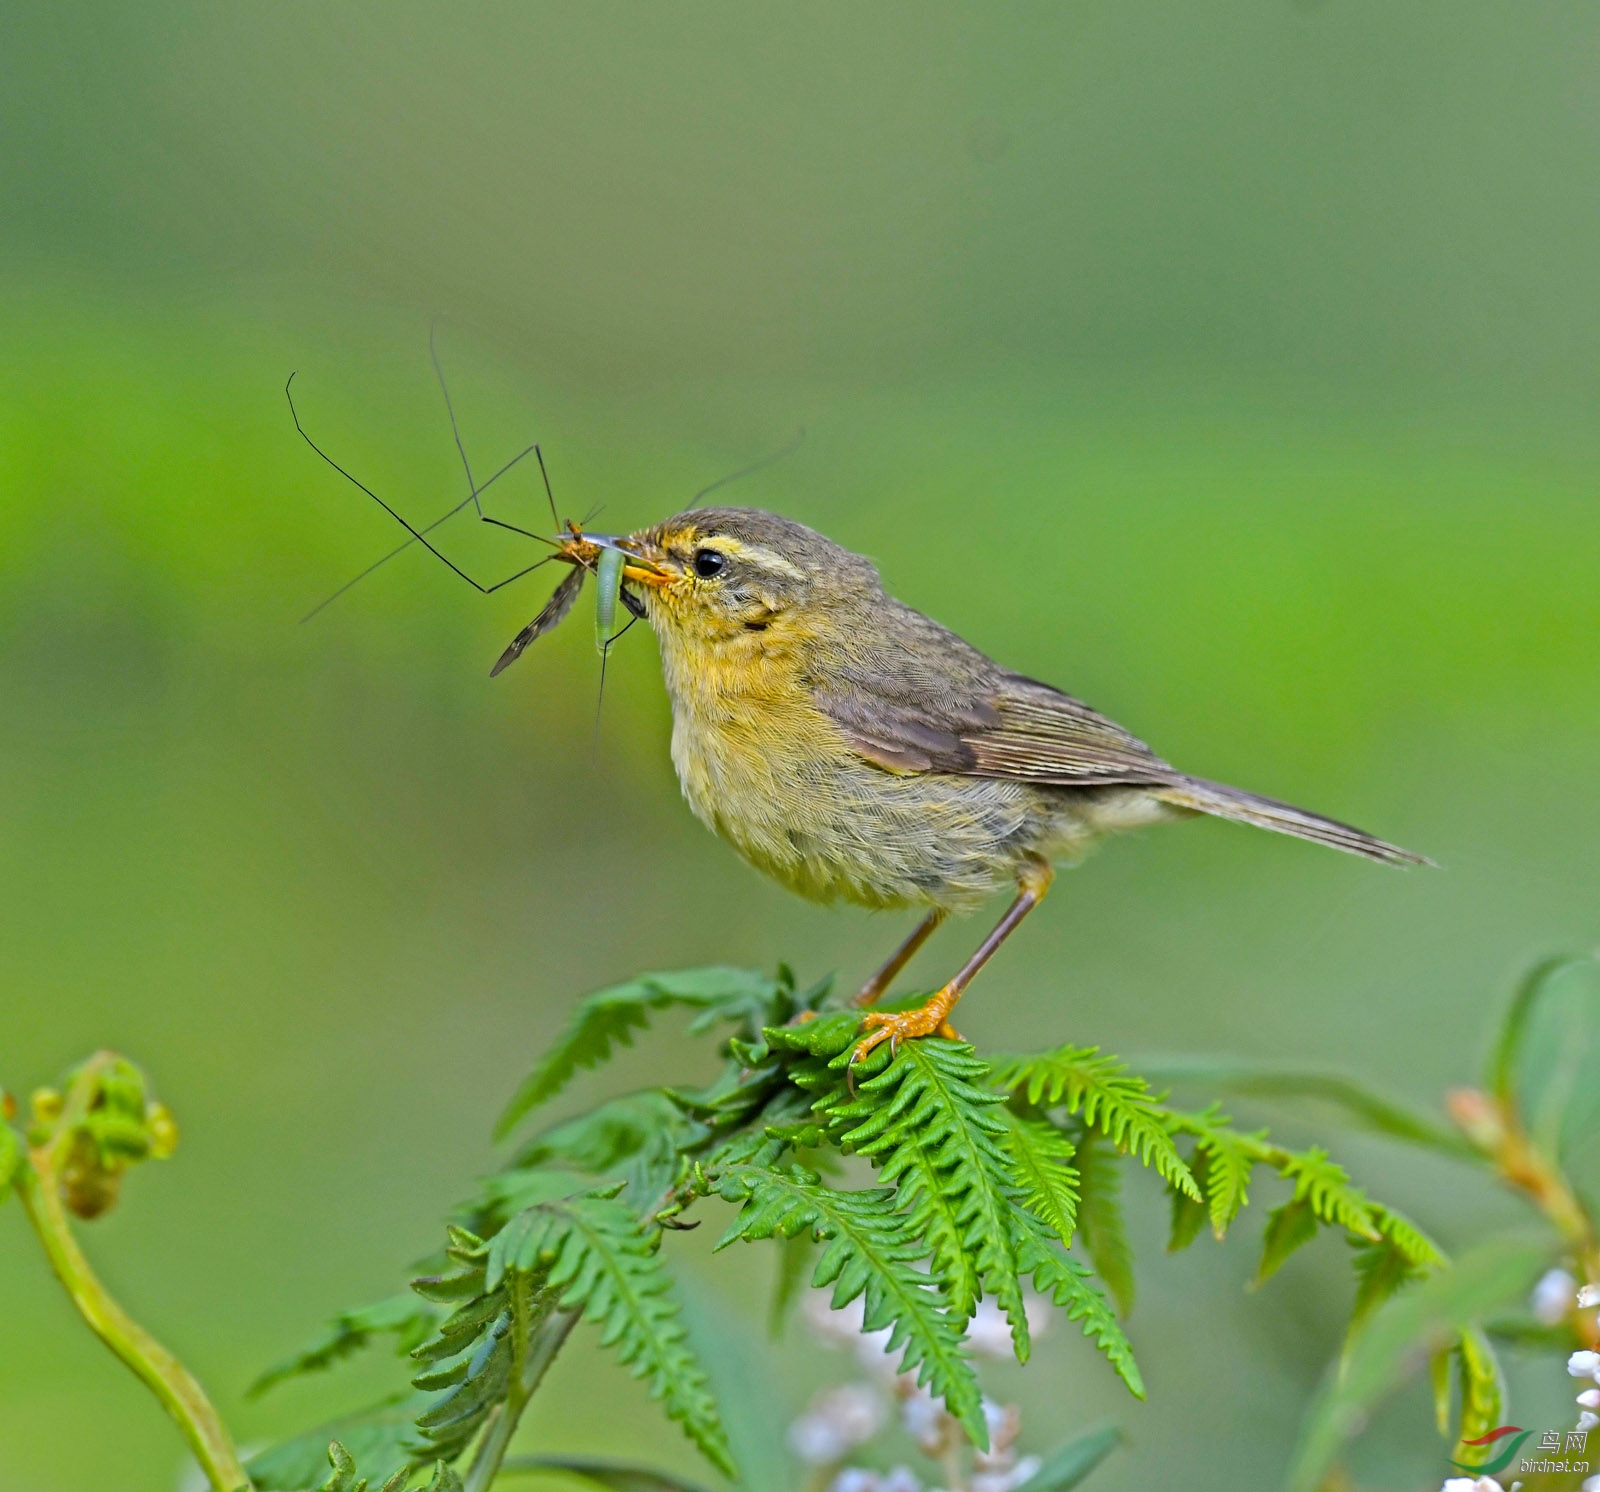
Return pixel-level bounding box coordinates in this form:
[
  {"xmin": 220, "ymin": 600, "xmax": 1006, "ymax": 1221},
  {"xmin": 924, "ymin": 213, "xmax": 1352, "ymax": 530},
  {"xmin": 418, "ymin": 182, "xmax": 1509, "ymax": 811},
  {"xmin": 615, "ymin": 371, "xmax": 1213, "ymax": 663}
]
[
  {"xmin": 429, "ymin": 321, "xmax": 480, "ymax": 516},
  {"xmin": 535, "ymin": 447, "xmax": 562, "ymax": 532},
  {"xmin": 299, "ymin": 441, "xmax": 548, "ymax": 623},
  {"xmin": 690, "ymin": 428, "xmax": 806, "ymax": 504},
  {"xmin": 430, "ymin": 329, "xmax": 566, "ymax": 550},
  {"xmin": 593, "ymin": 608, "xmax": 644, "ymax": 742},
  {"xmin": 287, "ymin": 374, "xmax": 556, "ymax": 598}
]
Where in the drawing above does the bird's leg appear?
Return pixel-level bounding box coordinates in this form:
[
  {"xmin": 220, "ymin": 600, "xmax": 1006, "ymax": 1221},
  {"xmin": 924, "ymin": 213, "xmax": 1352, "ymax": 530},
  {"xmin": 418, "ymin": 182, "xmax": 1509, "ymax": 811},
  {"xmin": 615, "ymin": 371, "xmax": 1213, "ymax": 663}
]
[
  {"xmin": 853, "ymin": 909, "xmax": 947, "ymax": 1007},
  {"xmin": 852, "ymin": 859, "xmax": 1054, "ymax": 1062}
]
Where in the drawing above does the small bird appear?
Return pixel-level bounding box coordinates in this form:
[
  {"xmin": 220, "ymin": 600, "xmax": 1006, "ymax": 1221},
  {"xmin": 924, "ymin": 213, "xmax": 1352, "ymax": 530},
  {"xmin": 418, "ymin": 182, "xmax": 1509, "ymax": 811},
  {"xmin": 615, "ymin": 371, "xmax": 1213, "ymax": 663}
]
[{"xmin": 522, "ymin": 507, "xmax": 1428, "ymax": 1060}]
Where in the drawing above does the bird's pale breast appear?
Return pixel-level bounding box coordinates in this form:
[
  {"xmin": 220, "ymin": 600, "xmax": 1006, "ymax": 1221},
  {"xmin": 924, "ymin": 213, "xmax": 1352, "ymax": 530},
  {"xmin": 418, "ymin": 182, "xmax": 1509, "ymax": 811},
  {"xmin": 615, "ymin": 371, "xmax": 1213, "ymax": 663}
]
[{"xmin": 657, "ymin": 633, "xmax": 1153, "ymax": 908}]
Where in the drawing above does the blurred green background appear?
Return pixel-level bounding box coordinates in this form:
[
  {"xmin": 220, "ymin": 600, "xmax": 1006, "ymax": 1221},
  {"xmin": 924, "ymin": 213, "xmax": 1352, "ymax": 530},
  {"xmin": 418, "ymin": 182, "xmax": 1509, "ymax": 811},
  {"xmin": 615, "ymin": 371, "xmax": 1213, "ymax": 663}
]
[{"xmin": 3, "ymin": 5, "xmax": 1599, "ymax": 1489}]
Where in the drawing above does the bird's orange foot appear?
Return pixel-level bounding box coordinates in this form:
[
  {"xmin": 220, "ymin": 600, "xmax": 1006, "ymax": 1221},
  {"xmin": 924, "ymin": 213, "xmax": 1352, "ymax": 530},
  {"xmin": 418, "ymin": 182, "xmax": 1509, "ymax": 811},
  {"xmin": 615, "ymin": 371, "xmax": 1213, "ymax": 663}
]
[{"xmin": 851, "ymin": 991, "xmax": 961, "ymax": 1064}]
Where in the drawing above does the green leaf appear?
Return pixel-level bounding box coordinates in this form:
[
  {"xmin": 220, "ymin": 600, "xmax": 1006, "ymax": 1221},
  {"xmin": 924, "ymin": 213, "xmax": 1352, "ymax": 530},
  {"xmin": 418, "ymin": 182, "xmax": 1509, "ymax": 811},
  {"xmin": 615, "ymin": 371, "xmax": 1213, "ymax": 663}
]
[
  {"xmin": 1285, "ymin": 1232, "xmax": 1553, "ymax": 1492},
  {"xmin": 1012, "ymin": 1425, "xmax": 1121, "ymax": 1492},
  {"xmin": 250, "ymin": 1294, "xmax": 440, "ymax": 1397},
  {"xmin": 990, "ymin": 1046, "xmax": 1198, "ymax": 1200},
  {"xmin": 496, "ymin": 1456, "xmax": 714, "ymax": 1492},
  {"xmin": 496, "ymin": 967, "xmax": 787, "ymax": 1137},
  {"xmin": 1486, "ymin": 953, "xmax": 1594, "ymax": 1106},
  {"xmin": 836, "ymin": 1039, "xmax": 1029, "ymax": 1353},
  {"xmin": 1453, "ymin": 1324, "xmax": 1506, "ymax": 1460},
  {"xmin": 1254, "ymin": 1197, "xmax": 1318, "ymax": 1286},
  {"xmin": 1074, "ymin": 1130, "xmax": 1134, "ymax": 1317},
  {"xmin": 1136, "ymin": 1056, "xmax": 1473, "ymax": 1159},
  {"xmin": 1013, "ymin": 1215, "xmax": 1143, "ymax": 1400},
  {"xmin": 490, "ymin": 1192, "xmax": 734, "ymax": 1477},
  {"xmin": 714, "ymin": 1162, "xmax": 987, "ymax": 1447},
  {"xmin": 1001, "ymin": 1109, "xmax": 1079, "ymax": 1249}
]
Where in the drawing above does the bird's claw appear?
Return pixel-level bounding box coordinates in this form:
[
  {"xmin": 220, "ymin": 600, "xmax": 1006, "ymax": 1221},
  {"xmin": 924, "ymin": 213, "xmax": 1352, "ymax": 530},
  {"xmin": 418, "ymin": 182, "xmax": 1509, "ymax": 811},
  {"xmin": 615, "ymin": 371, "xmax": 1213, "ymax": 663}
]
[{"xmin": 849, "ymin": 996, "xmax": 961, "ymax": 1066}]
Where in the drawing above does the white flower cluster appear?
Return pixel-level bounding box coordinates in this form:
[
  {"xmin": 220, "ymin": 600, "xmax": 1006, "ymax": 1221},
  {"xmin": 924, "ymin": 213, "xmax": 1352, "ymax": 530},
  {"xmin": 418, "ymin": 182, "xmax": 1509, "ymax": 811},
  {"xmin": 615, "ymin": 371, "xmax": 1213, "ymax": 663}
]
[
  {"xmin": 1440, "ymin": 1478, "xmax": 1508, "ymax": 1492},
  {"xmin": 1570, "ymin": 1349, "xmax": 1600, "ymax": 1434},
  {"xmin": 1569, "ymin": 1343, "xmax": 1600, "ymax": 1491},
  {"xmin": 790, "ymin": 1289, "xmax": 1050, "ymax": 1492}
]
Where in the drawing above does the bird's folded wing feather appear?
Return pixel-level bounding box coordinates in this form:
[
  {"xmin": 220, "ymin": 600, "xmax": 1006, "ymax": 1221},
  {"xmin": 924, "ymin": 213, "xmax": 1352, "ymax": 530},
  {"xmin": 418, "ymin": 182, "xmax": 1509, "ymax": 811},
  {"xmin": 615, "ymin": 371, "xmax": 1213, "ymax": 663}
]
[{"xmin": 811, "ymin": 603, "xmax": 1179, "ymax": 787}]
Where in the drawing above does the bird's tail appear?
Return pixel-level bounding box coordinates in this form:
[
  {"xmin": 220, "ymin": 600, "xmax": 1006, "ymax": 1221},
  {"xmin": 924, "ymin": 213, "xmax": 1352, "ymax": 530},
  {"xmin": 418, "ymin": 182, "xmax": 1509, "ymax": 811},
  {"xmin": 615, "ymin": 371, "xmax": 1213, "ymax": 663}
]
[{"xmin": 1155, "ymin": 776, "xmax": 1432, "ymax": 867}]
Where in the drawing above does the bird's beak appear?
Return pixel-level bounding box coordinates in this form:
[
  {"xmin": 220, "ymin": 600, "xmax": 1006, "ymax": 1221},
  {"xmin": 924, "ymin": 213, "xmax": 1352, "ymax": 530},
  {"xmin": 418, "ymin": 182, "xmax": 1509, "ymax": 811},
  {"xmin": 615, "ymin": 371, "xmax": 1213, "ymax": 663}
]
[{"xmin": 609, "ymin": 534, "xmax": 673, "ymax": 589}]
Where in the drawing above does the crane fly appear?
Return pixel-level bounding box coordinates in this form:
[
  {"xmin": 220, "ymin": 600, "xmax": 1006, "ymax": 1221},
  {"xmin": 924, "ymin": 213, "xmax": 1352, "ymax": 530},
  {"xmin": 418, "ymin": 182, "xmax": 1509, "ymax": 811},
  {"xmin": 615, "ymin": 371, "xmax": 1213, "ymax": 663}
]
[
  {"xmin": 290, "ymin": 330, "xmax": 800, "ymax": 683},
  {"xmin": 287, "ymin": 329, "xmax": 654, "ymax": 686}
]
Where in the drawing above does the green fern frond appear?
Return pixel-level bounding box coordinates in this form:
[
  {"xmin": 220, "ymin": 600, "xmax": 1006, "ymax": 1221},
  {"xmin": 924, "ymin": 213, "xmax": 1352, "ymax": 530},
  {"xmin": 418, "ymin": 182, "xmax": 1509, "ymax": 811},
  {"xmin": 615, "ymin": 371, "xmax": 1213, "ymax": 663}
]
[
  {"xmin": 509, "ymin": 1090, "xmax": 699, "ymax": 1176},
  {"xmin": 1012, "ymin": 1212, "xmax": 1144, "ymax": 1400},
  {"xmin": 1000, "ymin": 1109, "xmax": 1079, "ymax": 1250},
  {"xmin": 1346, "ymin": 1204, "xmax": 1446, "ymax": 1339},
  {"xmin": 1368, "ymin": 1202, "xmax": 1446, "ymax": 1270},
  {"xmin": 249, "ymin": 1293, "xmax": 441, "ymax": 1397},
  {"xmin": 1163, "ymin": 1108, "xmax": 1266, "ymax": 1240},
  {"xmin": 1073, "ymin": 1130, "xmax": 1135, "ymax": 1317},
  {"xmin": 713, "ymin": 1161, "xmax": 987, "ymax": 1448},
  {"xmin": 991, "ymin": 1046, "xmax": 1198, "ymax": 1200},
  {"xmin": 496, "ymin": 967, "xmax": 790, "ymax": 1138},
  {"xmin": 407, "ymin": 1230, "xmax": 520, "ymax": 1467},
  {"xmin": 1273, "ymin": 1147, "xmax": 1380, "ymax": 1240},
  {"xmin": 490, "ymin": 1190, "xmax": 734, "ymax": 1476},
  {"xmin": 833, "ymin": 1038, "xmax": 1030, "ymax": 1354}
]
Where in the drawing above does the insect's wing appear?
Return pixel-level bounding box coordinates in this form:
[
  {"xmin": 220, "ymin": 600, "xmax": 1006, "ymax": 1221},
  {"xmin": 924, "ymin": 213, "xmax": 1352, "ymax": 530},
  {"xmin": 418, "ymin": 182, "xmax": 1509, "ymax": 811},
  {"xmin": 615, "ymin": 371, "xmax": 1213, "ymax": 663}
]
[{"xmin": 490, "ymin": 566, "xmax": 586, "ymax": 677}]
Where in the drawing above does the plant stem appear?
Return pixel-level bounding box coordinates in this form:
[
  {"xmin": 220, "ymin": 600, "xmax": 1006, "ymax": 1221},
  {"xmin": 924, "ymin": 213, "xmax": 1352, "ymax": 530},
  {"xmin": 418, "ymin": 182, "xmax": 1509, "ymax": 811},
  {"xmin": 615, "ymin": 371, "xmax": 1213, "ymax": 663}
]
[
  {"xmin": 16, "ymin": 1054, "xmax": 250, "ymax": 1492},
  {"xmin": 1449, "ymin": 1084, "xmax": 1600, "ymax": 1342}
]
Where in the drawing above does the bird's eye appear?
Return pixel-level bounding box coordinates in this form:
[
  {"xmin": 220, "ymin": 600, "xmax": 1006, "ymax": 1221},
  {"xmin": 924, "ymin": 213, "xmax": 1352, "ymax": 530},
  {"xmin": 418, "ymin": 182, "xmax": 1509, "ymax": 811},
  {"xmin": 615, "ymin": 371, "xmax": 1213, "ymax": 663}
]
[{"xmin": 692, "ymin": 548, "xmax": 725, "ymax": 579}]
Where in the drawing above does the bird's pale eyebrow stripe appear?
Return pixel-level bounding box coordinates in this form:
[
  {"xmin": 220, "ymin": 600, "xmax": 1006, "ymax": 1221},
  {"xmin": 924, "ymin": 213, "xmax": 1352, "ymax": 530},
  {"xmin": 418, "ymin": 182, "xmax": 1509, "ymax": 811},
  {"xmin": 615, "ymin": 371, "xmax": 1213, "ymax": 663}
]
[{"xmin": 710, "ymin": 538, "xmax": 807, "ymax": 581}]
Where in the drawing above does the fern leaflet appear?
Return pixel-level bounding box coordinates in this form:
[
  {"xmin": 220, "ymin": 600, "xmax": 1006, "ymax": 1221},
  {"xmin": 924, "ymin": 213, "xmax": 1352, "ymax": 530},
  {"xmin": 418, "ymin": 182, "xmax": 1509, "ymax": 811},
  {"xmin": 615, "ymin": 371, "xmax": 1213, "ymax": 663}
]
[
  {"xmin": 497, "ymin": 967, "xmax": 789, "ymax": 1137},
  {"xmin": 1000, "ymin": 1108, "xmax": 1079, "ymax": 1250},
  {"xmin": 1164, "ymin": 1107, "xmax": 1266, "ymax": 1240},
  {"xmin": 822, "ymin": 1034, "xmax": 1030, "ymax": 1354},
  {"xmin": 714, "ymin": 1161, "xmax": 987, "ymax": 1448},
  {"xmin": 991, "ymin": 1046, "xmax": 1198, "ymax": 1200},
  {"xmin": 1011, "ymin": 1211, "xmax": 1144, "ymax": 1400},
  {"xmin": 489, "ymin": 1189, "xmax": 734, "ymax": 1476}
]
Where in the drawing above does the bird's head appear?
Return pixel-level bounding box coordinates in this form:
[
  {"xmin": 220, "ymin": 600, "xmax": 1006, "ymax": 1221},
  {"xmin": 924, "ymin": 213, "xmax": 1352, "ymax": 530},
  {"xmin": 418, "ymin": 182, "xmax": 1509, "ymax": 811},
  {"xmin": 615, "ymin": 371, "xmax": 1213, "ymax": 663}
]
[{"xmin": 615, "ymin": 507, "xmax": 882, "ymax": 659}]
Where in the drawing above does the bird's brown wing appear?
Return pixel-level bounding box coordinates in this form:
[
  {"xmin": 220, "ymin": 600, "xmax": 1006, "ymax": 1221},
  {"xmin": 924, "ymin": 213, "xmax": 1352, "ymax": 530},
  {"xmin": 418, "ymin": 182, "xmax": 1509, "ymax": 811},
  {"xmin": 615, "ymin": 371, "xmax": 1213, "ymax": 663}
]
[
  {"xmin": 811, "ymin": 602, "xmax": 1179, "ymax": 787},
  {"xmin": 959, "ymin": 673, "xmax": 1181, "ymax": 786}
]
